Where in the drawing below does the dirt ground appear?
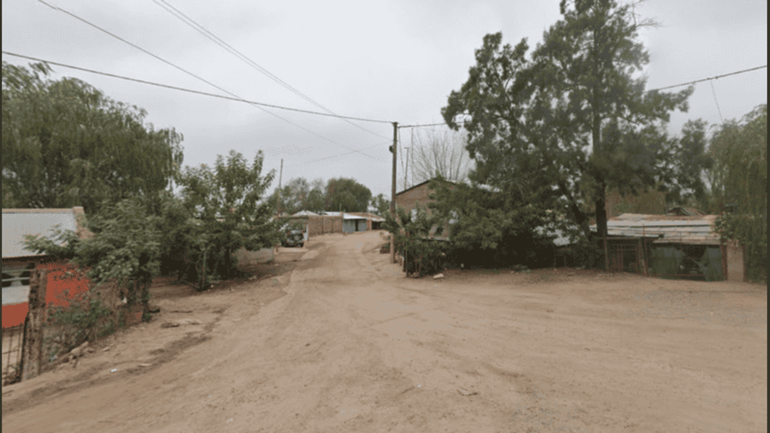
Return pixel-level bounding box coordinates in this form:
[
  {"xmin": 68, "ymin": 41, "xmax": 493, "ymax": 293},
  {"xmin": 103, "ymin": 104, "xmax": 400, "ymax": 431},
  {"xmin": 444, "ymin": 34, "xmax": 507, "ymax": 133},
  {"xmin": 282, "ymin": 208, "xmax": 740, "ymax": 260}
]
[{"xmin": 2, "ymin": 231, "xmax": 766, "ymax": 432}]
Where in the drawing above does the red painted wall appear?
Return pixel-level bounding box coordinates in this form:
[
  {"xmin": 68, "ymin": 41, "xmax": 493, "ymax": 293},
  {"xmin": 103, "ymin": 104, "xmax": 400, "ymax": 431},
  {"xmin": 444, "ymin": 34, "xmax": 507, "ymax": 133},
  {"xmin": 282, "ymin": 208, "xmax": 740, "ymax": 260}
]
[{"xmin": 2, "ymin": 261, "xmax": 91, "ymax": 328}]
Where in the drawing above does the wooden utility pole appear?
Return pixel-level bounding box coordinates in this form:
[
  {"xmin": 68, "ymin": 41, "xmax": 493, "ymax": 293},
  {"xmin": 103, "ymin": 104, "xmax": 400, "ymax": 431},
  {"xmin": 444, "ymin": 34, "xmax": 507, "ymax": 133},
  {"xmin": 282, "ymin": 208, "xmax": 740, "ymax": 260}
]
[
  {"xmin": 277, "ymin": 158, "xmax": 283, "ymax": 217},
  {"xmin": 390, "ymin": 122, "xmax": 398, "ymax": 263}
]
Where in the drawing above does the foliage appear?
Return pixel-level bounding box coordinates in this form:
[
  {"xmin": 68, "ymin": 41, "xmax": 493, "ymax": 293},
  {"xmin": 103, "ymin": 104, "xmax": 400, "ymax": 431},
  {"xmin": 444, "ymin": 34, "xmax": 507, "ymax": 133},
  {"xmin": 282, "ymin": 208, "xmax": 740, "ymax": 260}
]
[
  {"xmin": 429, "ymin": 178, "xmax": 560, "ymax": 268},
  {"xmin": 441, "ymin": 1, "xmax": 698, "ymax": 261},
  {"xmin": 370, "ymin": 193, "xmax": 391, "ymax": 217},
  {"xmin": 409, "ymin": 127, "xmax": 472, "ymax": 186},
  {"xmin": 178, "ymin": 150, "xmax": 280, "ymax": 282},
  {"xmin": 24, "ymin": 197, "xmax": 162, "ymax": 310},
  {"xmin": 709, "ymin": 105, "xmax": 767, "ymax": 281},
  {"xmin": 271, "ymin": 177, "xmax": 326, "ymax": 215},
  {"xmin": 325, "ymin": 177, "xmax": 372, "ymax": 212},
  {"xmin": 2, "ymin": 62, "xmax": 184, "ymax": 214},
  {"xmin": 382, "ymin": 203, "xmax": 447, "ymax": 277},
  {"xmin": 44, "ymin": 291, "xmax": 114, "ymax": 357}
]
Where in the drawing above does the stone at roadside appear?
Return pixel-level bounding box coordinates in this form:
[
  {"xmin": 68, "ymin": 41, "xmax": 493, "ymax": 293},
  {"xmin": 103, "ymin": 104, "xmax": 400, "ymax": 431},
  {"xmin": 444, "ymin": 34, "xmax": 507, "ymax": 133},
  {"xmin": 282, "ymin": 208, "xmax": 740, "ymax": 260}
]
[
  {"xmin": 433, "ymin": 273, "xmax": 444, "ymax": 279},
  {"xmin": 67, "ymin": 341, "xmax": 89, "ymax": 362},
  {"xmin": 161, "ymin": 318, "xmax": 202, "ymax": 328}
]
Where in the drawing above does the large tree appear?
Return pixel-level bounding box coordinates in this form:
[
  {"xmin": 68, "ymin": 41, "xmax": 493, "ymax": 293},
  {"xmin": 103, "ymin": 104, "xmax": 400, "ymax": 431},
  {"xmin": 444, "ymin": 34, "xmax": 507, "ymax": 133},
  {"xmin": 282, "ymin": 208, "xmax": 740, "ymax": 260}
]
[
  {"xmin": 325, "ymin": 177, "xmax": 372, "ymax": 213},
  {"xmin": 2, "ymin": 62, "xmax": 184, "ymax": 214},
  {"xmin": 709, "ymin": 104, "xmax": 767, "ymax": 281},
  {"xmin": 442, "ymin": 0, "xmax": 694, "ymax": 253},
  {"xmin": 178, "ymin": 150, "xmax": 279, "ymax": 280}
]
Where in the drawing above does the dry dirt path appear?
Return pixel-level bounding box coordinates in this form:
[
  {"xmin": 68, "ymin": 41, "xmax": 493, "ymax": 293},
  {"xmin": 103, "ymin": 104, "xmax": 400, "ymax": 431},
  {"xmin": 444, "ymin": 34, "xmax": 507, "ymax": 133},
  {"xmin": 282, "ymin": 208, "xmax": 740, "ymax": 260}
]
[{"xmin": 2, "ymin": 232, "xmax": 766, "ymax": 432}]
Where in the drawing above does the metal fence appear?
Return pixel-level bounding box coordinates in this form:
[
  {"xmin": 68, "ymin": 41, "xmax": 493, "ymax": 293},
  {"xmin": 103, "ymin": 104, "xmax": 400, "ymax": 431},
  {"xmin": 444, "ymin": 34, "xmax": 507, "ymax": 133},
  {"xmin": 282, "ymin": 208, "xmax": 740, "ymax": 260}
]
[
  {"xmin": 606, "ymin": 238, "xmax": 642, "ymax": 274},
  {"xmin": 2, "ymin": 322, "xmax": 26, "ymax": 385}
]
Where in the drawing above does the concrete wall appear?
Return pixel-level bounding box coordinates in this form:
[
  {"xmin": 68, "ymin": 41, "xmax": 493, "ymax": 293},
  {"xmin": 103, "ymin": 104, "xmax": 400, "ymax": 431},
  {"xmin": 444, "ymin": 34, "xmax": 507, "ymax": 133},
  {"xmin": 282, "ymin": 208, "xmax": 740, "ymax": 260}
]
[{"xmin": 2, "ymin": 260, "xmax": 91, "ymax": 328}]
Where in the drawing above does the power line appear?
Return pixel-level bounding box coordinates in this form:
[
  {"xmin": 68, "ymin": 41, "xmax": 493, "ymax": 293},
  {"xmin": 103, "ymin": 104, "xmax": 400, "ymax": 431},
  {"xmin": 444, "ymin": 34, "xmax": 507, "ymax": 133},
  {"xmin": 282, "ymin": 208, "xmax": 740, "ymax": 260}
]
[
  {"xmin": 288, "ymin": 140, "xmax": 392, "ymax": 166},
  {"xmin": 646, "ymin": 65, "xmax": 767, "ymax": 92},
  {"xmin": 35, "ymin": 0, "xmax": 386, "ymax": 162},
  {"xmin": 1, "ymin": 52, "xmax": 391, "ymax": 124},
  {"xmin": 400, "ymin": 121, "xmax": 455, "ymax": 129},
  {"xmin": 153, "ymin": 0, "xmax": 390, "ymax": 140}
]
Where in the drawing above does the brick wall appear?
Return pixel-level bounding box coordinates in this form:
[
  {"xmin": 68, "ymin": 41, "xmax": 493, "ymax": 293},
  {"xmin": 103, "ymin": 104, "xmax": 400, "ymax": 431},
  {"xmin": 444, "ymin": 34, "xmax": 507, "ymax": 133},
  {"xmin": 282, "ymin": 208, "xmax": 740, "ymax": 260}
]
[
  {"xmin": 307, "ymin": 215, "xmax": 343, "ymax": 236},
  {"xmin": 396, "ymin": 182, "xmax": 434, "ymax": 214}
]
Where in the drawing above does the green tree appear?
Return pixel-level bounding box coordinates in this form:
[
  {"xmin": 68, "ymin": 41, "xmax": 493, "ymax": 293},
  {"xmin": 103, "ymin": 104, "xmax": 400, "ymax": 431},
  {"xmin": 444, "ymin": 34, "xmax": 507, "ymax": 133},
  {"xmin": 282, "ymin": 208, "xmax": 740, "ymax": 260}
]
[
  {"xmin": 442, "ymin": 2, "xmax": 695, "ymax": 258},
  {"xmin": 178, "ymin": 150, "xmax": 280, "ymax": 280},
  {"xmin": 370, "ymin": 193, "xmax": 390, "ymax": 217},
  {"xmin": 24, "ymin": 197, "xmax": 162, "ymax": 316},
  {"xmin": 429, "ymin": 178, "xmax": 560, "ymax": 268},
  {"xmin": 325, "ymin": 177, "xmax": 372, "ymax": 212},
  {"xmin": 2, "ymin": 62, "xmax": 184, "ymax": 214},
  {"xmin": 709, "ymin": 104, "xmax": 767, "ymax": 281}
]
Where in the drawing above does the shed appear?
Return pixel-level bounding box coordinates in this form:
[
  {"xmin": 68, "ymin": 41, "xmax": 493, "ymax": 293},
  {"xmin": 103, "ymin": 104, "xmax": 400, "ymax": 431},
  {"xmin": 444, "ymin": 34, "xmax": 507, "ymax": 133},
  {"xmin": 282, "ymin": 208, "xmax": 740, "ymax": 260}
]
[
  {"xmin": 342, "ymin": 213, "xmax": 368, "ymax": 233},
  {"xmin": 591, "ymin": 213, "xmax": 744, "ymax": 281},
  {"xmin": 2, "ymin": 207, "xmax": 92, "ymax": 328}
]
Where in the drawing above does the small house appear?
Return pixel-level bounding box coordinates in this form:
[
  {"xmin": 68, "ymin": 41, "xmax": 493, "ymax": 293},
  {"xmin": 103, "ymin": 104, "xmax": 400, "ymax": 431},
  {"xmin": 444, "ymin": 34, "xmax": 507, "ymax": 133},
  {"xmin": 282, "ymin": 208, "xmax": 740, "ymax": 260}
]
[
  {"xmin": 2, "ymin": 207, "xmax": 92, "ymax": 328},
  {"xmin": 591, "ymin": 213, "xmax": 745, "ymax": 281}
]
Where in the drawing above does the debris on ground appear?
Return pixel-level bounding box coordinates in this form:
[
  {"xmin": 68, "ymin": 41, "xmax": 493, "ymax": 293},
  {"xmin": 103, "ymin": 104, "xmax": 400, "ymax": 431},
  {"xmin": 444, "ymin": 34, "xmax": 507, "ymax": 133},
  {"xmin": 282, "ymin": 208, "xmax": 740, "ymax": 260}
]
[
  {"xmin": 433, "ymin": 273, "xmax": 444, "ymax": 279},
  {"xmin": 67, "ymin": 341, "xmax": 89, "ymax": 363},
  {"xmin": 457, "ymin": 388, "xmax": 478, "ymax": 396},
  {"xmin": 161, "ymin": 318, "xmax": 202, "ymax": 328}
]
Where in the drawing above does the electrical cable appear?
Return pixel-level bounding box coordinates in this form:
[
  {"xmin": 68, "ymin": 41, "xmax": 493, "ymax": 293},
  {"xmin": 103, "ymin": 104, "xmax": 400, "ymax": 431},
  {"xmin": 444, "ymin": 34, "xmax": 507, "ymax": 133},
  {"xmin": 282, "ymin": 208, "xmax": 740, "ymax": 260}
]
[
  {"xmin": 35, "ymin": 1, "xmax": 386, "ymax": 162},
  {"xmin": 646, "ymin": 65, "xmax": 767, "ymax": 92},
  {"xmin": 287, "ymin": 140, "xmax": 391, "ymax": 166},
  {"xmin": 1, "ymin": 51, "xmax": 391, "ymax": 124},
  {"xmin": 153, "ymin": 0, "xmax": 390, "ymax": 140}
]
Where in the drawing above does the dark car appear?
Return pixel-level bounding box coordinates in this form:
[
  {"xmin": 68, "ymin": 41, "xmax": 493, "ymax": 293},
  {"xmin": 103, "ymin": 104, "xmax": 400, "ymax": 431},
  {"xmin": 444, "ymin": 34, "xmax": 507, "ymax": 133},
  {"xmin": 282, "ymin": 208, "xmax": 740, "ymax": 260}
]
[{"xmin": 282, "ymin": 229, "xmax": 305, "ymax": 248}]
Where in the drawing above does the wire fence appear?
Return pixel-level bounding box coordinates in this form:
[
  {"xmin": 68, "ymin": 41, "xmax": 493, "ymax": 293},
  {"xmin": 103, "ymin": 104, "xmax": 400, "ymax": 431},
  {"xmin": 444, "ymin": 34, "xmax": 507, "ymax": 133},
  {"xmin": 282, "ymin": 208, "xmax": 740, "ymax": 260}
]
[{"xmin": 2, "ymin": 322, "xmax": 26, "ymax": 386}]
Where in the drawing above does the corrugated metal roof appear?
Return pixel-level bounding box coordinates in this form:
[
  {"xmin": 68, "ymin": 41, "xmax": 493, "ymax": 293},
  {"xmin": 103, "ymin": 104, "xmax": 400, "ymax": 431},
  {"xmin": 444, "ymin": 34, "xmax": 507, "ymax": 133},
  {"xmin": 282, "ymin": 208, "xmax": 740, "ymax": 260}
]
[
  {"xmin": 2, "ymin": 208, "xmax": 81, "ymax": 258},
  {"xmin": 291, "ymin": 210, "xmax": 319, "ymax": 217},
  {"xmin": 591, "ymin": 213, "xmax": 721, "ymax": 245}
]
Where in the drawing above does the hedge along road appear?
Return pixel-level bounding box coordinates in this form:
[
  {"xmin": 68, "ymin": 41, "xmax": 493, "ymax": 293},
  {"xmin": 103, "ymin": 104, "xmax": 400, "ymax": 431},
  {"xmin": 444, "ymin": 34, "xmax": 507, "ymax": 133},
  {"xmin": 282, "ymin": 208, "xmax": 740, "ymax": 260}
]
[{"xmin": 2, "ymin": 231, "xmax": 766, "ymax": 432}]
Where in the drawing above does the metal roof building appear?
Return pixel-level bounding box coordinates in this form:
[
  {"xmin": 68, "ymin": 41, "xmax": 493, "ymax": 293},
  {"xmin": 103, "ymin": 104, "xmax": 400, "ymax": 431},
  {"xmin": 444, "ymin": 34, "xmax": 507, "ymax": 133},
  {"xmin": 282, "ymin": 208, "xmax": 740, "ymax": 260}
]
[
  {"xmin": 591, "ymin": 213, "xmax": 721, "ymax": 245},
  {"xmin": 2, "ymin": 207, "xmax": 88, "ymax": 259}
]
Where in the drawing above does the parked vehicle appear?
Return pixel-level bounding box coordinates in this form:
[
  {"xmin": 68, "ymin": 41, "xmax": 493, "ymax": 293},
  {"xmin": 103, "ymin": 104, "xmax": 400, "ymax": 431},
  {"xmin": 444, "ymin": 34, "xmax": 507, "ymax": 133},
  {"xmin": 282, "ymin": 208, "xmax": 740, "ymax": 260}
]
[{"xmin": 282, "ymin": 229, "xmax": 305, "ymax": 248}]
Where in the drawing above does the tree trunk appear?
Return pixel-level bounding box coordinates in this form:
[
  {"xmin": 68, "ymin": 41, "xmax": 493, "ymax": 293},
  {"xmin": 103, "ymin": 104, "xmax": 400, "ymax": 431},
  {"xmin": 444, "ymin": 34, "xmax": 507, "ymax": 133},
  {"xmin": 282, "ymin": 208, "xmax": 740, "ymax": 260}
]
[
  {"xmin": 595, "ymin": 182, "xmax": 608, "ymax": 239},
  {"xmin": 224, "ymin": 247, "xmax": 231, "ymax": 280}
]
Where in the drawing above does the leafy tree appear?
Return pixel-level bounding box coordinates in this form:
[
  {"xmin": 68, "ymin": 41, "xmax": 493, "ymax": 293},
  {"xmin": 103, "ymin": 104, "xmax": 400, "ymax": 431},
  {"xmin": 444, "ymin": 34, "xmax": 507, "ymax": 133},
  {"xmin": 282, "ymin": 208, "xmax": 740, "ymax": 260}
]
[
  {"xmin": 2, "ymin": 62, "xmax": 184, "ymax": 214},
  {"xmin": 370, "ymin": 193, "xmax": 391, "ymax": 217},
  {"xmin": 442, "ymin": 1, "xmax": 695, "ymax": 259},
  {"xmin": 709, "ymin": 104, "xmax": 767, "ymax": 281},
  {"xmin": 24, "ymin": 197, "xmax": 162, "ymax": 317},
  {"xmin": 178, "ymin": 150, "xmax": 280, "ymax": 280},
  {"xmin": 271, "ymin": 177, "xmax": 327, "ymax": 215},
  {"xmin": 325, "ymin": 177, "xmax": 372, "ymax": 212},
  {"xmin": 429, "ymin": 178, "xmax": 560, "ymax": 268}
]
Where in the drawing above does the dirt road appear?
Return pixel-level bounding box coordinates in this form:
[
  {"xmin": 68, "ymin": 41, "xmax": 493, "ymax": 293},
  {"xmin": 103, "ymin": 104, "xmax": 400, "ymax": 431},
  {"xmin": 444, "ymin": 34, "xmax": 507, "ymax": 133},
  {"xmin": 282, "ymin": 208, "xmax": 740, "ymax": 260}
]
[{"xmin": 2, "ymin": 232, "xmax": 766, "ymax": 432}]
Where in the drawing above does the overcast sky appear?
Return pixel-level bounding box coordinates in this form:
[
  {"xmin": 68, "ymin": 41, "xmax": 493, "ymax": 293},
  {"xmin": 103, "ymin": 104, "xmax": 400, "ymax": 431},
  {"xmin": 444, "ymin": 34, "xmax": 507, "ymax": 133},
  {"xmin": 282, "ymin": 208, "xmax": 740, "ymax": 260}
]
[{"xmin": 3, "ymin": 0, "xmax": 767, "ymax": 200}]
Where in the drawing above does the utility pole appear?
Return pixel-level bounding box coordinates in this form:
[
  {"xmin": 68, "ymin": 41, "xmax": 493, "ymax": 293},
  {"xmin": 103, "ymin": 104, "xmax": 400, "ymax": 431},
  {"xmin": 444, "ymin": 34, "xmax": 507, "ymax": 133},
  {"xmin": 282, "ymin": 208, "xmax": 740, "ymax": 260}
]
[
  {"xmin": 390, "ymin": 122, "xmax": 398, "ymax": 264},
  {"xmin": 277, "ymin": 158, "xmax": 283, "ymax": 217}
]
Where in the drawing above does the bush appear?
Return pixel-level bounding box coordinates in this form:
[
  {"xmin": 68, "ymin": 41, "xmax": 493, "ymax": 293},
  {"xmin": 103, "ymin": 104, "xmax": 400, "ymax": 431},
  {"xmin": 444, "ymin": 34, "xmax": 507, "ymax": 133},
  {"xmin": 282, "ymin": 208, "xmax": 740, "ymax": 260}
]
[
  {"xmin": 44, "ymin": 290, "xmax": 116, "ymax": 360},
  {"xmin": 384, "ymin": 204, "xmax": 447, "ymax": 277}
]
